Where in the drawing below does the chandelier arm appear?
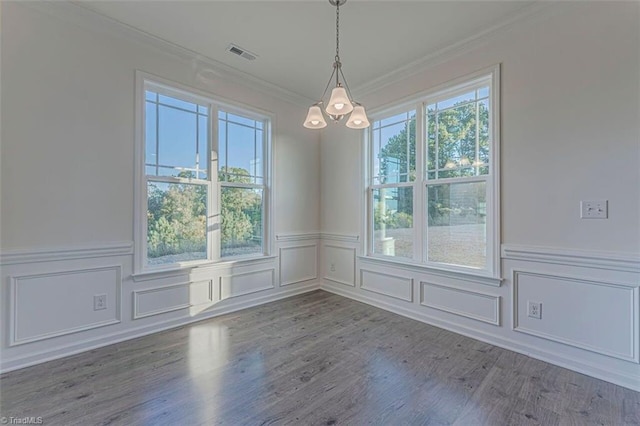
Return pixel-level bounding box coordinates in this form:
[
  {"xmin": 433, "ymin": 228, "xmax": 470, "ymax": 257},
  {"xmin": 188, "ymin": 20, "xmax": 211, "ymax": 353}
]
[
  {"xmin": 338, "ymin": 66, "xmax": 356, "ymax": 104},
  {"xmin": 320, "ymin": 66, "xmax": 338, "ymax": 103}
]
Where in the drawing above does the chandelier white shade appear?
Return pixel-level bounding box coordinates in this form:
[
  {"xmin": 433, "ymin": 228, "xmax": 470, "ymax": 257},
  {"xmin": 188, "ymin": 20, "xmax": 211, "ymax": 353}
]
[
  {"xmin": 326, "ymin": 85, "xmax": 354, "ymax": 116},
  {"xmin": 346, "ymin": 104, "xmax": 370, "ymax": 129},
  {"xmin": 303, "ymin": 104, "xmax": 328, "ymax": 129},
  {"xmin": 303, "ymin": 0, "xmax": 369, "ymax": 130}
]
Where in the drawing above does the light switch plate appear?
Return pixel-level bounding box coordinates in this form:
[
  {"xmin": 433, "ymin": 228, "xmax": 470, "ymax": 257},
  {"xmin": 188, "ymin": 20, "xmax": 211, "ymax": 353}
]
[{"xmin": 580, "ymin": 200, "xmax": 608, "ymax": 219}]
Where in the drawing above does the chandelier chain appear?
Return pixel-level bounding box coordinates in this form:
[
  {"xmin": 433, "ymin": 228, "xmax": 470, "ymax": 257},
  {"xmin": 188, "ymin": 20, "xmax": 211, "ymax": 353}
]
[{"xmin": 335, "ymin": 1, "xmax": 340, "ymax": 61}]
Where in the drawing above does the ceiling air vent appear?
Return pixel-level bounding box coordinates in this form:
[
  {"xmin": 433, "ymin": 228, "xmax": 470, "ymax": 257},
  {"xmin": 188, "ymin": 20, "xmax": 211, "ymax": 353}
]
[{"xmin": 226, "ymin": 44, "xmax": 258, "ymax": 61}]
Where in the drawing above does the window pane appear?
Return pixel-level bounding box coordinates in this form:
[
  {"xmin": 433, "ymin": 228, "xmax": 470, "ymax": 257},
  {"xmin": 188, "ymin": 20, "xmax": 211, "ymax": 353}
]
[
  {"xmin": 436, "ymin": 103, "xmax": 476, "ymax": 170},
  {"xmin": 158, "ymin": 94, "xmax": 197, "ymax": 112},
  {"xmin": 427, "ymin": 88, "xmax": 491, "ymax": 179},
  {"xmin": 145, "ymin": 101, "xmax": 157, "ymax": 168},
  {"xmin": 218, "ymin": 119, "xmax": 227, "ymax": 174},
  {"xmin": 158, "ymin": 105, "xmax": 198, "ymax": 177},
  {"xmin": 372, "ymin": 186, "xmax": 413, "ymax": 259},
  {"xmin": 427, "ymin": 182, "xmax": 486, "ymax": 268},
  {"xmin": 253, "ymin": 129, "xmax": 264, "ymax": 185},
  {"xmin": 436, "ymin": 90, "xmax": 476, "ymax": 110},
  {"xmin": 378, "ymin": 112, "xmax": 408, "ymax": 128},
  {"xmin": 426, "ymin": 112, "xmax": 436, "ymax": 174},
  {"xmin": 372, "ymin": 111, "xmax": 416, "ymax": 184},
  {"xmin": 219, "ymin": 111, "xmax": 263, "ymax": 182},
  {"xmin": 227, "ymin": 112, "xmax": 256, "ymax": 127},
  {"xmin": 198, "ymin": 114, "xmax": 209, "ymax": 179},
  {"xmin": 221, "ymin": 187, "xmax": 263, "ymax": 257},
  {"xmin": 146, "ymin": 90, "xmax": 208, "ymax": 179},
  {"xmin": 223, "ymin": 122, "xmax": 254, "ymax": 178},
  {"xmin": 478, "ymin": 99, "xmax": 490, "ymax": 170},
  {"xmin": 147, "ymin": 181, "xmax": 207, "ymax": 266},
  {"xmin": 372, "ymin": 128, "xmax": 381, "ymax": 180}
]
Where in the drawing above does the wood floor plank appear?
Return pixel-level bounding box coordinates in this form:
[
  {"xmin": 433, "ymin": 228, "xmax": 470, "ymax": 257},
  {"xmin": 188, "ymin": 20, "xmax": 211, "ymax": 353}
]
[{"xmin": 1, "ymin": 290, "xmax": 637, "ymax": 425}]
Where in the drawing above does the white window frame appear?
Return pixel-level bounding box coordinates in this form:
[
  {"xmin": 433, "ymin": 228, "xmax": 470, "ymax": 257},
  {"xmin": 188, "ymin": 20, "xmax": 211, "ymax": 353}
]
[
  {"xmin": 134, "ymin": 71, "xmax": 273, "ymax": 275},
  {"xmin": 363, "ymin": 65, "xmax": 501, "ymax": 280}
]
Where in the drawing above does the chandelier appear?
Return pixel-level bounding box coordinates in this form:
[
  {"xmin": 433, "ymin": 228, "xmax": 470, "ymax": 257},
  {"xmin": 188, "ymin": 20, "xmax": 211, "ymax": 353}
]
[{"xmin": 303, "ymin": 0, "xmax": 370, "ymax": 129}]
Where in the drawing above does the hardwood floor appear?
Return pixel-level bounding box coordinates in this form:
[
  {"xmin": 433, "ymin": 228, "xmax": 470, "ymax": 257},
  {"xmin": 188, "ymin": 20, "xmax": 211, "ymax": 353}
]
[{"xmin": 1, "ymin": 290, "xmax": 638, "ymax": 425}]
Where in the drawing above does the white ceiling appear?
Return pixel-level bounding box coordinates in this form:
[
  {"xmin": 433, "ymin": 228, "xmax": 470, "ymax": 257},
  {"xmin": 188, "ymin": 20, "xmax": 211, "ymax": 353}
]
[{"xmin": 78, "ymin": 0, "xmax": 535, "ymax": 101}]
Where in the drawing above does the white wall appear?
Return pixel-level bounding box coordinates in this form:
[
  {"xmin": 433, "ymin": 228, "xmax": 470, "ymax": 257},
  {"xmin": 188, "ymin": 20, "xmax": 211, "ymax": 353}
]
[
  {"xmin": 320, "ymin": 2, "xmax": 640, "ymax": 390},
  {"xmin": 0, "ymin": 2, "xmax": 321, "ymax": 371},
  {"xmin": 1, "ymin": 2, "xmax": 320, "ymax": 249},
  {"xmin": 322, "ymin": 2, "xmax": 640, "ymax": 253}
]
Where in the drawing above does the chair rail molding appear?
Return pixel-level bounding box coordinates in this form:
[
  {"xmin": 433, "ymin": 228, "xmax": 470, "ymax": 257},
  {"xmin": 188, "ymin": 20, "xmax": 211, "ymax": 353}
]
[
  {"xmin": 320, "ymin": 233, "xmax": 360, "ymax": 243},
  {"xmin": 275, "ymin": 233, "xmax": 321, "ymax": 242},
  {"xmin": 0, "ymin": 241, "xmax": 134, "ymax": 265},
  {"xmin": 502, "ymin": 244, "xmax": 640, "ymax": 273}
]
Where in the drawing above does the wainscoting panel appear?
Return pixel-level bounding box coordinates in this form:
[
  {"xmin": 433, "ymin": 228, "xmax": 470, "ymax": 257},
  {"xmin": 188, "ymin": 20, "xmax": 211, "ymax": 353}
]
[
  {"xmin": 322, "ymin": 236, "xmax": 640, "ymax": 390},
  {"xmin": 189, "ymin": 280, "xmax": 215, "ymax": 306},
  {"xmin": 324, "ymin": 245, "xmax": 356, "ymax": 287},
  {"xmin": 421, "ymin": 282, "xmax": 500, "ymax": 325},
  {"xmin": 133, "ymin": 283, "xmax": 190, "ymax": 319},
  {"xmin": 513, "ymin": 270, "xmax": 638, "ymax": 362},
  {"xmin": 279, "ymin": 245, "xmax": 317, "ymax": 286},
  {"xmin": 10, "ymin": 266, "xmax": 122, "ymax": 345},
  {"xmin": 220, "ymin": 268, "xmax": 275, "ymax": 300},
  {"xmin": 360, "ymin": 269, "xmax": 413, "ymax": 302}
]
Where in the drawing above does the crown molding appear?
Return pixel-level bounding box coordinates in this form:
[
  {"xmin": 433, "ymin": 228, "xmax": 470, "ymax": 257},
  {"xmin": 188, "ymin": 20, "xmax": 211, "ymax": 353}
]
[
  {"xmin": 20, "ymin": 1, "xmax": 313, "ymax": 107},
  {"xmin": 352, "ymin": 1, "xmax": 558, "ymax": 99}
]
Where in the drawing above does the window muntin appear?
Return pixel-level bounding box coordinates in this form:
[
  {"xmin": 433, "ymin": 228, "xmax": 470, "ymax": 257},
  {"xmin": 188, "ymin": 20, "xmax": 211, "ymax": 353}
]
[
  {"xmin": 367, "ymin": 74, "xmax": 497, "ymax": 275},
  {"xmin": 139, "ymin": 79, "xmax": 270, "ymax": 271}
]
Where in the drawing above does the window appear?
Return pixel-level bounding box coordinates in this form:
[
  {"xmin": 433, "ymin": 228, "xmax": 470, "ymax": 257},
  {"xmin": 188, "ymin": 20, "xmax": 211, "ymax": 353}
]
[
  {"xmin": 367, "ymin": 68, "xmax": 499, "ymax": 276},
  {"xmin": 136, "ymin": 75, "xmax": 270, "ymax": 272},
  {"xmin": 371, "ymin": 111, "xmax": 416, "ymax": 260},
  {"xmin": 218, "ymin": 111, "xmax": 266, "ymax": 258}
]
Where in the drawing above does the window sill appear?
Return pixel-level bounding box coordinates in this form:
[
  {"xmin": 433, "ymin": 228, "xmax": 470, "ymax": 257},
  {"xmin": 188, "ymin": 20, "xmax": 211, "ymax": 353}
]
[
  {"xmin": 358, "ymin": 255, "xmax": 503, "ymax": 287},
  {"xmin": 132, "ymin": 255, "xmax": 277, "ymax": 282}
]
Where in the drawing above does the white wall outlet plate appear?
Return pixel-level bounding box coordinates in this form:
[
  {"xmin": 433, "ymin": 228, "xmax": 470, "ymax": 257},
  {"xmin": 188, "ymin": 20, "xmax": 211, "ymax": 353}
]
[
  {"xmin": 94, "ymin": 294, "xmax": 107, "ymax": 311},
  {"xmin": 527, "ymin": 301, "xmax": 542, "ymax": 319},
  {"xmin": 580, "ymin": 200, "xmax": 608, "ymax": 219}
]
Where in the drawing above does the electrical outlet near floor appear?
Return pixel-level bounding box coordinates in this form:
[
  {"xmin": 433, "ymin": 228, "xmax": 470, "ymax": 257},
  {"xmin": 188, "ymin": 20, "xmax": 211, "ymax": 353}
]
[
  {"xmin": 527, "ymin": 301, "xmax": 542, "ymax": 319},
  {"xmin": 580, "ymin": 200, "xmax": 608, "ymax": 219},
  {"xmin": 94, "ymin": 294, "xmax": 107, "ymax": 311},
  {"xmin": 330, "ymin": 262, "xmax": 336, "ymax": 272}
]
